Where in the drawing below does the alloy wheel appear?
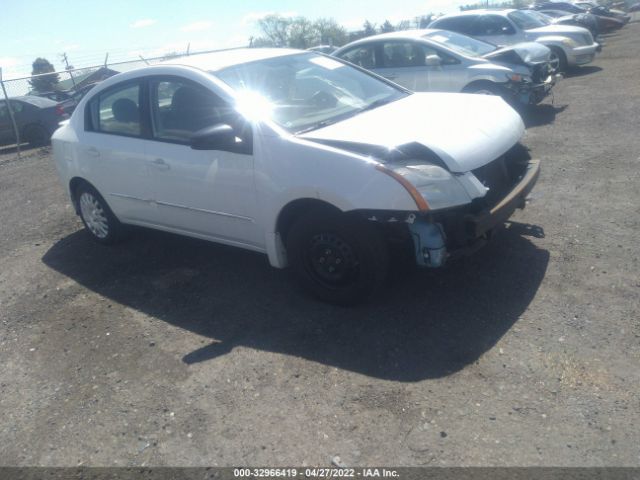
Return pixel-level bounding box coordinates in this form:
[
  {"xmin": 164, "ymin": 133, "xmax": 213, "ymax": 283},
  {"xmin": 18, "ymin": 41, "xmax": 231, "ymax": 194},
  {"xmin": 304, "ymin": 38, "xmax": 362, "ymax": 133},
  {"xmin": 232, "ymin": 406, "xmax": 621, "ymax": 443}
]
[{"xmin": 79, "ymin": 192, "xmax": 109, "ymax": 239}]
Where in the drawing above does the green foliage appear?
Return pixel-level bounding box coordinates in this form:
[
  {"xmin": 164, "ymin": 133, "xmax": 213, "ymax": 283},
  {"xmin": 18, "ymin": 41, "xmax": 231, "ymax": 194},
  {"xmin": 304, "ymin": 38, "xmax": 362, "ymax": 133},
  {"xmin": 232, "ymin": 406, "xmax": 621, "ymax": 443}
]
[
  {"xmin": 253, "ymin": 15, "xmax": 348, "ymax": 49},
  {"xmin": 29, "ymin": 58, "xmax": 60, "ymax": 93},
  {"xmin": 252, "ymin": 12, "xmax": 439, "ymax": 47},
  {"xmin": 380, "ymin": 20, "xmax": 395, "ymax": 33}
]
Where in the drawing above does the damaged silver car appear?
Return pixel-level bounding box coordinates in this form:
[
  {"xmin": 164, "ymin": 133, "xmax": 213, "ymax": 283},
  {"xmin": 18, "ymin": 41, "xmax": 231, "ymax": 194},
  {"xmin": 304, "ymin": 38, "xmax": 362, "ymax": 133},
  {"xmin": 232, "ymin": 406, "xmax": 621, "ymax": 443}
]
[{"xmin": 332, "ymin": 29, "xmax": 558, "ymax": 106}]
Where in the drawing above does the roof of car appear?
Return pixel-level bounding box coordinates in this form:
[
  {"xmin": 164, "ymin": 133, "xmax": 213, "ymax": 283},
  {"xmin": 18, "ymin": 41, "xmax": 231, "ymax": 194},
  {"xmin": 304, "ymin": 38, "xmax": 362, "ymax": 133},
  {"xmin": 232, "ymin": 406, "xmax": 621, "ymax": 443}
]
[
  {"xmin": 435, "ymin": 9, "xmax": 515, "ymax": 19},
  {"xmin": 334, "ymin": 29, "xmax": 447, "ymax": 50},
  {"xmin": 1, "ymin": 95, "xmax": 58, "ymax": 107},
  {"xmin": 160, "ymin": 47, "xmax": 304, "ymax": 72}
]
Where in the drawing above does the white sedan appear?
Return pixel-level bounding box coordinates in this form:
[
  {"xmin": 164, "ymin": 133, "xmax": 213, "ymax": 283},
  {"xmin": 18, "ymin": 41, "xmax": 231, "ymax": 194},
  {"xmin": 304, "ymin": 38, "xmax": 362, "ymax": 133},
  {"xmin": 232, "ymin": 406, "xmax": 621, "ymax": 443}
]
[{"xmin": 52, "ymin": 48, "xmax": 540, "ymax": 304}]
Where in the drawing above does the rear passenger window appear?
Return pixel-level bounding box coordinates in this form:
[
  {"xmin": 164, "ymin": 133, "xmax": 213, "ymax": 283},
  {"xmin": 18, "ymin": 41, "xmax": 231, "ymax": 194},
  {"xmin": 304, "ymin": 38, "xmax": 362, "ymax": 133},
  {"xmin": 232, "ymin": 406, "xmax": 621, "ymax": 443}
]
[{"xmin": 95, "ymin": 83, "xmax": 141, "ymax": 136}]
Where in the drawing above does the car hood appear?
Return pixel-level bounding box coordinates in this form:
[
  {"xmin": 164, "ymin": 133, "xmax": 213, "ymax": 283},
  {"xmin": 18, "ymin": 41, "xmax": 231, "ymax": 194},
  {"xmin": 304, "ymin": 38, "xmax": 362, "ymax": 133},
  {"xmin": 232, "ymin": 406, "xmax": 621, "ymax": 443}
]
[
  {"xmin": 299, "ymin": 93, "xmax": 524, "ymax": 173},
  {"xmin": 483, "ymin": 41, "xmax": 551, "ymax": 65}
]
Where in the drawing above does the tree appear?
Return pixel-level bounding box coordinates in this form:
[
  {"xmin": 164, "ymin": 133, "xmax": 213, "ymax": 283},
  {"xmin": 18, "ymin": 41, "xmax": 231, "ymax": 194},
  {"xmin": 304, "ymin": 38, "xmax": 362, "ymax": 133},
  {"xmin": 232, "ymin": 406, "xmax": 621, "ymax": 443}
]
[
  {"xmin": 29, "ymin": 58, "xmax": 60, "ymax": 93},
  {"xmin": 288, "ymin": 17, "xmax": 317, "ymax": 49},
  {"xmin": 314, "ymin": 18, "xmax": 348, "ymax": 46},
  {"xmin": 379, "ymin": 20, "xmax": 395, "ymax": 33},
  {"xmin": 256, "ymin": 14, "xmax": 293, "ymax": 47},
  {"xmin": 396, "ymin": 20, "xmax": 412, "ymax": 31},
  {"xmin": 253, "ymin": 14, "xmax": 349, "ymax": 49},
  {"xmin": 363, "ymin": 20, "xmax": 377, "ymax": 37}
]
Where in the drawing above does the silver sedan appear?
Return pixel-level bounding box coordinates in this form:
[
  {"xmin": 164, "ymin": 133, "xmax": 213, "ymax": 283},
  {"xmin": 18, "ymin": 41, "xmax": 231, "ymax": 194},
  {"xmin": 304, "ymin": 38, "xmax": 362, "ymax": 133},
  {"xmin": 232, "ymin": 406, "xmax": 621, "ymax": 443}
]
[{"xmin": 333, "ymin": 29, "xmax": 557, "ymax": 105}]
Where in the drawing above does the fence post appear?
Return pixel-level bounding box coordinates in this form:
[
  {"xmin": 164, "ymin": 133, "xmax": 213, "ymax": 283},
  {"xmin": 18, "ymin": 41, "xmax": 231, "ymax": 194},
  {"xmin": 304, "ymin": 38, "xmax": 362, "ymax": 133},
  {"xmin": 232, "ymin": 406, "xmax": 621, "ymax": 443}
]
[{"xmin": 0, "ymin": 67, "xmax": 21, "ymax": 159}]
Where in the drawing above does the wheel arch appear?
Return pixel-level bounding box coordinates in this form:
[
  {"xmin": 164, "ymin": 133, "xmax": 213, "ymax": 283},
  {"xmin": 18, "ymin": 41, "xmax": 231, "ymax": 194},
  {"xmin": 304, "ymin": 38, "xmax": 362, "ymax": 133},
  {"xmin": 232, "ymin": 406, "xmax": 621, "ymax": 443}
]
[
  {"xmin": 275, "ymin": 198, "xmax": 342, "ymax": 243},
  {"xmin": 462, "ymin": 79, "xmax": 502, "ymax": 93},
  {"xmin": 68, "ymin": 177, "xmax": 100, "ymax": 215},
  {"xmin": 265, "ymin": 198, "xmax": 342, "ymax": 269}
]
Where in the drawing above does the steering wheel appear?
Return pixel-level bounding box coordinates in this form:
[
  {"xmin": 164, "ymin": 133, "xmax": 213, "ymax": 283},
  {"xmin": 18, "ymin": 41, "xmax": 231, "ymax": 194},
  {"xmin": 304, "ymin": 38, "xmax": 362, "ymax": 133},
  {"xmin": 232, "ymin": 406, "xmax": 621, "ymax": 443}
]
[{"xmin": 311, "ymin": 90, "xmax": 338, "ymax": 108}]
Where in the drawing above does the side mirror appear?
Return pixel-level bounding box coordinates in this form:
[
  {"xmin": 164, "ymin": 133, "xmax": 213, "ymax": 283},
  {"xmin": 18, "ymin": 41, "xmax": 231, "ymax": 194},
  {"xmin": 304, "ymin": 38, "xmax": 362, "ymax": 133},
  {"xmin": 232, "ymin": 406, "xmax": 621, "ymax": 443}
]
[
  {"xmin": 190, "ymin": 123, "xmax": 238, "ymax": 151},
  {"xmin": 425, "ymin": 54, "xmax": 442, "ymax": 67}
]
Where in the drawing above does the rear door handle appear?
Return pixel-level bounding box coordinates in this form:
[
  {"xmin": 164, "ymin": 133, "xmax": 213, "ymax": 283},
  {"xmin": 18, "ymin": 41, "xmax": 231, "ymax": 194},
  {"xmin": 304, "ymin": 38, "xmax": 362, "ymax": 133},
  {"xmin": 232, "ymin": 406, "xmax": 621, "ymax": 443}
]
[
  {"xmin": 150, "ymin": 158, "xmax": 170, "ymax": 171},
  {"xmin": 86, "ymin": 147, "xmax": 100, "ymax": 157}
]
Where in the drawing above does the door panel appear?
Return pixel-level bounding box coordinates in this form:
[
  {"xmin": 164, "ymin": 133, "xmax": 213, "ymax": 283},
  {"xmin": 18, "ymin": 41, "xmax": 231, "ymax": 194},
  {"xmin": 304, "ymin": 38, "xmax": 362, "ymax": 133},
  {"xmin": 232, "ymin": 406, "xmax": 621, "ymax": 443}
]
[
  {"xmin": 146, "ymin": 77, "xmax": 260, "ymax": 247},
  {"xmin": 82, "ymin": 81, "xmax": 156, "ymax": 223},
  {"xmin": 374, "ymin": 41, "xmax": 454, "ymax": 92}
]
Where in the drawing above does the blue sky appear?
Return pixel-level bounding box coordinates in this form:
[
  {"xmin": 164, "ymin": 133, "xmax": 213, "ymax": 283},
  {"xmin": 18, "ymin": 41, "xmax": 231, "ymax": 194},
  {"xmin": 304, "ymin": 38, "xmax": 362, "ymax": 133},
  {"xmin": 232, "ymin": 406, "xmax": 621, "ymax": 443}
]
[{"xmin": 0, "ymin": 0, "xmax": 466, "ymax": 80}]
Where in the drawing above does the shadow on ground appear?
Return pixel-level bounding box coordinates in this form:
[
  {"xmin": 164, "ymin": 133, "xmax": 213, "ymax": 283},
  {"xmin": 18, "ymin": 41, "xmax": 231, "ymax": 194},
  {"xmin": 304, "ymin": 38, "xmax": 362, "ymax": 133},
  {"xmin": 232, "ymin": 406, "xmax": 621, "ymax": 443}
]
[
  {"xmin": 42, "ymin": 223, "xmax": 548, "ymax": 382},
  {"xmin": 564, "ymin": 65, "xmax": 603, "ymax": 78},
  {"xmin": 521, "ymin": 103, "xmax": 569, "ymax": 128}
]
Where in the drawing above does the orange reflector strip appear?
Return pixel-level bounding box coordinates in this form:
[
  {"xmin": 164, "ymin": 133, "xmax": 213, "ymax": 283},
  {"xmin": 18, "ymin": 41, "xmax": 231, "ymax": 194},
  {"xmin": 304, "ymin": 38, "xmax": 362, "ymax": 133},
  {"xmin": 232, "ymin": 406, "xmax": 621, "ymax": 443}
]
[{"xmin": 375, "ymin": 164, "xmax": 430, "ymax": 212}]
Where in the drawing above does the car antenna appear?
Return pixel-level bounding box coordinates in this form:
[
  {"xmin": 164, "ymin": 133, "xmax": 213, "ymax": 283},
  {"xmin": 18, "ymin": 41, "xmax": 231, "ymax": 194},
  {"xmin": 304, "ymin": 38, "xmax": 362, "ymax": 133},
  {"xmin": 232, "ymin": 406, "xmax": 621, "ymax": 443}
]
[{"xmin": 139, "ymin": 55, "xmax": 150, "ymax": 65}]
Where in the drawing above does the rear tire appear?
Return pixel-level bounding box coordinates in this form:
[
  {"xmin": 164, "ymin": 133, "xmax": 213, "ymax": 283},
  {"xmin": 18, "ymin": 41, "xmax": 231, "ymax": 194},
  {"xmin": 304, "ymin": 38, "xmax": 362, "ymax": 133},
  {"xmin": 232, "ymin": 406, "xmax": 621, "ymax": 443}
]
[
  {"xmin": 286, "ymin": 210, "xmax": 389, "ymax": 306},
  {"xmin": 75, "ymin": 183, "xmax": 124, "ymax": 245},
  {"xmin": 24, "ymin": 124, "xmax": 50, "ymax": 147}
]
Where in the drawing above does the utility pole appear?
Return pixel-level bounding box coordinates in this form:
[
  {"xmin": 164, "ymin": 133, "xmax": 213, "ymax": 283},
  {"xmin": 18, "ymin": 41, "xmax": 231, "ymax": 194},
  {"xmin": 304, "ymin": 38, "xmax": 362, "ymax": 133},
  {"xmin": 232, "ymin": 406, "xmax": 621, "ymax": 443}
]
[
  {"xmin": 60, "ymin": 52, "xmax": 76, "ymax": 89},
  {"xmin": 0, "ymin": 67, "xmax": 21, "ymax": 158}
]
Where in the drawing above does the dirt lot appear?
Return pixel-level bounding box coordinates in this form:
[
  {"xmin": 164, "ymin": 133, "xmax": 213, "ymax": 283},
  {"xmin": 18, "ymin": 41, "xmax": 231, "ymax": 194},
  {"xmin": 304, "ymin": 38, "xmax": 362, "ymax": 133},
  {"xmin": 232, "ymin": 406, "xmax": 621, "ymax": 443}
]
[{"xmin": 1, "ymin": 24, "xmax": 639, "ymax": 468}]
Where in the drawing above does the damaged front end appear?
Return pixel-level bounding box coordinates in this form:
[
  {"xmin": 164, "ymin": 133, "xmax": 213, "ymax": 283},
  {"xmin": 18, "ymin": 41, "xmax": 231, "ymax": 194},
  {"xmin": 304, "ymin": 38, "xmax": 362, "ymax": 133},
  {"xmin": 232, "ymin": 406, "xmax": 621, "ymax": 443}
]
[
  {"xmin": 360, "ymin": 144, "xmax": 540, "ymax": 269},
  {"xmin": 484, "ymin": 42, "xmax": 560, "ymax": 105}
]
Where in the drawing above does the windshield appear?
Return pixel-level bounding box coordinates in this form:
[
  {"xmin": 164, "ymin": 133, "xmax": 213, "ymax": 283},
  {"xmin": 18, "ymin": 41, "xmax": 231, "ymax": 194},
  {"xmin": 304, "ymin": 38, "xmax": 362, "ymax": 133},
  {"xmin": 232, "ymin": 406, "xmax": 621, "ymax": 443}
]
[
  {"xmin": 424, "ymin": 30, "xmax": 497, "ymax": 57},
  {"xmin": 215, "ymin": 52, "xmax": 408, "ymax": 134},
  {"xmin": 508, "ymin": 10, "xmax": 549, "ymax": 29}
]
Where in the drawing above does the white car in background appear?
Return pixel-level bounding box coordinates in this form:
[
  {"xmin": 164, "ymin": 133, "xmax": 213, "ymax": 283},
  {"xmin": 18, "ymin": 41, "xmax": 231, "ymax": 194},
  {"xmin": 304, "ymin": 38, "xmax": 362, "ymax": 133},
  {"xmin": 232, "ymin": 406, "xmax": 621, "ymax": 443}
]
[
  {"xmin": 333, "ymin": 29, "xmax": 557, "ymax": 105},
  {"xmin": 429, "ymin": 9, "xmax": 600, "ymax": 72},
  {"xmin": 52, "ymin": 49, "xmax": 539, "ymax": 305}
]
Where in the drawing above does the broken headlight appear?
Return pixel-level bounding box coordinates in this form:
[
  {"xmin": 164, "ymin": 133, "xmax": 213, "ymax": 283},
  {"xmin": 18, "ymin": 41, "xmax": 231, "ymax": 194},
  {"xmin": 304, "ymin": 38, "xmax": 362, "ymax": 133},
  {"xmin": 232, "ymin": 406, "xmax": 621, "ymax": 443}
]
[{"xmin": 391, "ymin": 163, "xmax": 470, "ymax": 211}]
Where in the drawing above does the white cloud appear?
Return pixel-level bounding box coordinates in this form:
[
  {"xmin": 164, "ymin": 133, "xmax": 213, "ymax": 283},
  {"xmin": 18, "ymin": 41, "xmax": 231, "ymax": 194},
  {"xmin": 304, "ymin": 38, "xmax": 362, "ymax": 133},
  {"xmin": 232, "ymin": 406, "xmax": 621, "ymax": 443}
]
[
  {"xmin": 181, "ymin": 21, "xmax": 213, "ymax": 32},
  {"xmin": 130, "ymin": 19, "xmax": 156, "ymax": 28}
]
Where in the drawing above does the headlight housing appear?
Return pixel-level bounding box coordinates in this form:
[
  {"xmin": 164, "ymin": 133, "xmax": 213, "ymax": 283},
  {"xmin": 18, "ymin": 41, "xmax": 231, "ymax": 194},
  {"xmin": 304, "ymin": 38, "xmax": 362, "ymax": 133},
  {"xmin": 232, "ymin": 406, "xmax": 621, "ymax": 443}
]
[
  {"xmin": 380, "ymin": 162, "xmax": 471, "ymax": 211},
  {"xmin": 506, "ymin": 73, "xmax": 532, "ymax": 83},
  {"xmin": 561, "ymin": 38, "xmax": 577, "ymax": 48}
]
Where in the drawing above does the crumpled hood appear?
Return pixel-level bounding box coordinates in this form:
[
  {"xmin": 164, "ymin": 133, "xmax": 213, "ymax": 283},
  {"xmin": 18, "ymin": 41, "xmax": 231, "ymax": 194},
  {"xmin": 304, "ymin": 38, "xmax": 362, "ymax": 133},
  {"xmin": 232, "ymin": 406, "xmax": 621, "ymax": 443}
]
[
  {"xmin": 300, "ymin": 93, "xmax": 524, "ymax": 173},
  {"xmin": 483, "ymin": 41, "xmax": 551, "ymax": 65}
]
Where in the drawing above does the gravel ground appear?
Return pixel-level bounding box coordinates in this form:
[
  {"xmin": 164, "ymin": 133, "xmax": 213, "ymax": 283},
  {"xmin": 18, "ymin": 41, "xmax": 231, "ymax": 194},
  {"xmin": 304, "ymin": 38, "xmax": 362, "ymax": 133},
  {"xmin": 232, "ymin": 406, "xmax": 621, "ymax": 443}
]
[{"xmin": 1, "ymin": 24, "xmax": 639, "ymax": 467}]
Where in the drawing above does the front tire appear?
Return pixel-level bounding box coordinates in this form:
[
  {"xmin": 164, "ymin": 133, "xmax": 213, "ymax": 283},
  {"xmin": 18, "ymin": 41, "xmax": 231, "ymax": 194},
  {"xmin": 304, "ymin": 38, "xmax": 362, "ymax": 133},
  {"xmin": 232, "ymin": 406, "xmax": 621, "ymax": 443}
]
[
  {"xmin": 548, "ymin": 47, "xmax": 568, "ymax": 74},
  {"xmin": 75, "ymin": 183, "xmax": 123, "ymax": 245},
  {"xmin": 286, "ymin": 210, "xmax": 389, "ymax": 306}
]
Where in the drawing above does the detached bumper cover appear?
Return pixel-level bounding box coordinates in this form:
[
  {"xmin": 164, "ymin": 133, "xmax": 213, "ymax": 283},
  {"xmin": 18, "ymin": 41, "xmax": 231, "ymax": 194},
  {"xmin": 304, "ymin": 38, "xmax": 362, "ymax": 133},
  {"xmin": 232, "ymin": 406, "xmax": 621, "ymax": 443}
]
[{"xmin": 470, "ymin": 158, "xmax": 540, "ymax": 238}]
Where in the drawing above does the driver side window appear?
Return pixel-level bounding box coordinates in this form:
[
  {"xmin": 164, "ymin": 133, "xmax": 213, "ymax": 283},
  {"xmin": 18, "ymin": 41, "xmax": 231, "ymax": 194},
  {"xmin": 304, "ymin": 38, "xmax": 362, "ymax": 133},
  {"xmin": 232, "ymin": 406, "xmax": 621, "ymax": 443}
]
[{"xmin": 150, "ymin": 78, "xmax": 231, "ymax": 143}]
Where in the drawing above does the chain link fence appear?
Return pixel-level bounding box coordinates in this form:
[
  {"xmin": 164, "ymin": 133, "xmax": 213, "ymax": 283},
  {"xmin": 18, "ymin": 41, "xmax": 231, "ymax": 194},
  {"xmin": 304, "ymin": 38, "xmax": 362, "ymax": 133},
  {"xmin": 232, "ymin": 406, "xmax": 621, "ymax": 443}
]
[{"xmin": 0, "ymin": 49, "xmax": 236, "ymax": 158}]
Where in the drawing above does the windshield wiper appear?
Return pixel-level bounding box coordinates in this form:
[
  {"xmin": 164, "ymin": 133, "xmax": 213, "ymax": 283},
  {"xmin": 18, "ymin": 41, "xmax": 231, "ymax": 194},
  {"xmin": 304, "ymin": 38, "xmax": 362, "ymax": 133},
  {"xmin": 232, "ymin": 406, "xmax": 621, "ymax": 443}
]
[{"xmin": 359, "ymin": 98, "xmax": 396, "ymax": 113}]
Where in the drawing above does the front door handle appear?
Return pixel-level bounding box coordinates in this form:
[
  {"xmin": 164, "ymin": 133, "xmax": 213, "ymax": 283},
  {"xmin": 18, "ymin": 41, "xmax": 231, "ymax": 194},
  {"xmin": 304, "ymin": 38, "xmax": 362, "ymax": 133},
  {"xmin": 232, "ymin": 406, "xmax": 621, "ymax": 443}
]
[{"xmin": 150, "ymin": 158, "xmax": 170, "ymax": 171}]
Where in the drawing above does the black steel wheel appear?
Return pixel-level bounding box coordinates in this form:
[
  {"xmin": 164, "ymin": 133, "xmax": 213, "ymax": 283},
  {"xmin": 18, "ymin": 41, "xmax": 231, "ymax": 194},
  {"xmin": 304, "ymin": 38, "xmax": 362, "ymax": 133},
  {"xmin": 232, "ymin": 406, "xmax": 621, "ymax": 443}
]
[{"xmin": 286, "ymin": 210, "xmax": 388, "ymax": 305}]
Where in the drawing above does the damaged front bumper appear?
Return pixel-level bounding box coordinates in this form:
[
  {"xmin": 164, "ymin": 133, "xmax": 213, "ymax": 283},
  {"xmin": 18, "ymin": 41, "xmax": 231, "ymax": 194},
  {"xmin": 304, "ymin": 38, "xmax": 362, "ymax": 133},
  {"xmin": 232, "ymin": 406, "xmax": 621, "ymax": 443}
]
[
  {"xmin": 510, "ymin": 75, "xmax": 560, "ymax": 105},
  {"xmin": 408, "ymin": 159, "xmax": 541, "ymax": 268}
]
